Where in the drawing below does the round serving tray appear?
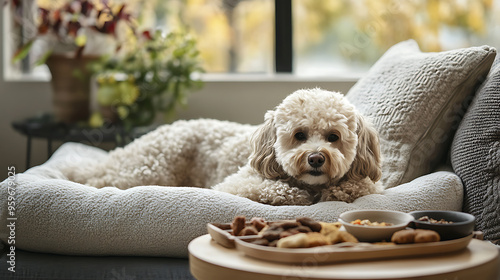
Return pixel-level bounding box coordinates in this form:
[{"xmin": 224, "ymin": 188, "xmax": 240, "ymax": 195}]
[{"xmin": 233, "ymin": 234, "xmax": 473, "ymax": 264}]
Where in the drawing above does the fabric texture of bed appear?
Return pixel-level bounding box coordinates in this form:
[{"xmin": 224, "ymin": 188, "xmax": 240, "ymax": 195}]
[{"xmin": 0, "ymin": 142, "xmax": 463, "ymax": 257}]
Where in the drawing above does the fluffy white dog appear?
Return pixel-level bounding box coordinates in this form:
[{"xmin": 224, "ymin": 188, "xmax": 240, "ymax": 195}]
[{"xmin": 64, "ymin": 88, "xmax": 382, "ymax": 205}]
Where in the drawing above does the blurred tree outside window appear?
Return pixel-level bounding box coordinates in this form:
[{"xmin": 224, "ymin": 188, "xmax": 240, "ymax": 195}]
[
  {"xmin": 6, "ymin": 0, "xmax": 500, "ymax": 77},
  {"xmin": 294, "ymin": 0, "xmax": 500, "ymax": 76},
  {"xmin": 151, "ymin": 0, "xmax": 274, "ymax": 73}
]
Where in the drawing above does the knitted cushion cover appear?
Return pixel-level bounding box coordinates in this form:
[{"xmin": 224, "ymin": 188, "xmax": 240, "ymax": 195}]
[
  {"xmin": 346, "ymin": 40, "xmax": 496, "ymax": 188},
  {"xmin": 451, "ymin": 56, "xmax": 500, "ymax": 242}
]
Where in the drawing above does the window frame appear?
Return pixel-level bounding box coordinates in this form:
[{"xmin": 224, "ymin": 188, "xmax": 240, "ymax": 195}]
[{"xmin": 275, "ymin": 0, "xmax": 292, "ymax": 73}]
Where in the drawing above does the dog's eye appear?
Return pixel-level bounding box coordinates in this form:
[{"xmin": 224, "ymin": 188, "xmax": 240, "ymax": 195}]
[
  {"xmin": 327, "ymin": 134, "xmax": 339, "ymax": 142},
  {"xmin": 294, "ymin": 132, "xmax": 307, "ymax": 141}
]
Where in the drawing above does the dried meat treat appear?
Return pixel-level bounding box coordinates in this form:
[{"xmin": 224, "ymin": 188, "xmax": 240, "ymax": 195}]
[
  {"xmin": 231, "ymin": 216, "xmax": 363, "ymax": 248},
  {"xmin": 279, "ymin": 230, "xmax": 295, "ymax": 239},
  {"xmin": 294, "ymin": 225, "xmax": 313, "ymax": 233},
  {"xmin": 231, "ymin": 216, "xmax": 246, "ymax": 236},
  {"xmin": 240, "ymin": 225, "xmax": 259, "ymax": 236},
  {"xmin": 262, "ymin": 230, "xmax": 282, "ymax": 241},
  {"xmin": 250, "ymin": 217, "xmax": 267, "ymax": 232},
  {"xmin": 296, "ymin": 217, "xmax": 322, "ymax": 232},
  {"xmin": 414, "ymin": 229, "xmax": 440, "ymax": 243},
  {"xmin": 418, "ymin": 216, "xmax": 453, "ymax": 224},
  {"xmin": 277, "ymin": 233, "xmax": 309, "ymax": 248},
  {"xmin": 273, "ymin": 221, "xmax": 301, "ymax": 230}
]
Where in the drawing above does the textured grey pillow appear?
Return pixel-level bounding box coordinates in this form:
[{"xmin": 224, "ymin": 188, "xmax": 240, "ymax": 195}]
[
  {"xmin": 451, "ymin": 56, "xmax": 500, "ymax": 243},
  {"xmin": 346, "ymin": 40, "xmax": 496, "ymax": 188}
]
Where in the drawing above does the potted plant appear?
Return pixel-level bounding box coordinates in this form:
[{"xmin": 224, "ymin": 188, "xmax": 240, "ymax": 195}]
[
  {"xmin": 88, "ymin": 29, "xmax": 204, "ymax": 130},
  {"xmin": 7, "ymin": 0, "xmax": 136, "ymax": 124}
]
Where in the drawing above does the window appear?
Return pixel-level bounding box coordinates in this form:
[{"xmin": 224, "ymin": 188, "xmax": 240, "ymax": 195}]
[
  {"xmin": 4, "ymin": 0, "xmax": 500, "ymax": 79},
  {"xmin": 153, "ymin": 0, "xmax": 274, "ymax": 73},
  {"xmin": 293, "ymin": 0, "xmax": 500, "ymax": 76}
]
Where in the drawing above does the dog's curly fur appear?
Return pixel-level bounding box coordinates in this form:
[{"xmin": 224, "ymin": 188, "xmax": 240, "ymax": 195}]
[{"xmin": 64, "ymin": 88, "xmax": 382, "ymax": 205}]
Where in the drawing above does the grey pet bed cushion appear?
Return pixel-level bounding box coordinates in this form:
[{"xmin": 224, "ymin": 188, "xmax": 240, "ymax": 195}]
[{"xmin": 0, "ymin": 143, "xmax": 463, "ymax": 257}]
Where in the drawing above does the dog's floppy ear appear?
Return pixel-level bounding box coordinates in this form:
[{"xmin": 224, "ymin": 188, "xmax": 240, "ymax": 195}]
[
  {"xmin": 346, "ymin": 114, "xmax": 382, "ymax": 182},
  {"xmin": 250, "ymin": 111, "xmax": 286, "ymax": 179}
]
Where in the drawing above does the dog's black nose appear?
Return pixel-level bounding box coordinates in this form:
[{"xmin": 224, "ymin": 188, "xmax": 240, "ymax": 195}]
[{"xmin": 308, "ymin": 153, "xmax": 325, "ymax": 168}]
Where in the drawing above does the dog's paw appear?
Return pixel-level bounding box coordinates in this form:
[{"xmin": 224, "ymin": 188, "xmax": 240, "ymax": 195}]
[
  {"xmin": 259, "ymin": 186, "xmax": 313, "ymax": 206},
  {"xmin": 320, "ymin": 186, "xmax": 356, "ymax": 203},
  {"xmin": 320, "ymin": 177, "xmax": 380, "ymax": 203}
]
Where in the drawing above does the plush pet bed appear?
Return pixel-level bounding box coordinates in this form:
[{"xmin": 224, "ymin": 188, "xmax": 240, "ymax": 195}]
[
  {"xmin": 62, "ymin": 89, "xmax": 383, "ymax": 206},
  {"xmin": 0, "ymin": 40, "xmax": 495, "ymax": 257},
  {"xmin": 1, "ymin": 142, "xmax": 462, "ymax": 257}
]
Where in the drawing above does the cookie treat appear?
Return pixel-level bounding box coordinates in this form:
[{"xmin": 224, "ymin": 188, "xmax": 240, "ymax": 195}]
[{"xmin": 391, "ymin": 229, "xmax": 440, "ymax": 244}]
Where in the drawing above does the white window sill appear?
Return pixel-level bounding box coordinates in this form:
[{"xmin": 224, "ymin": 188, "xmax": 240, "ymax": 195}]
[
  {"xmin": 3, "ymin": 71, "xmax": 362, "ymax": 83},
  {"xmin": 200, "ymin": 73, "xmax": 361, "ymax": 83}
]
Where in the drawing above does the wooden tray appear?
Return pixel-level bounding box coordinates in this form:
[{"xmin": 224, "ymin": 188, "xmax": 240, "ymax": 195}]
[
  {"xmin": 207, "ymin": 223, "xmax": 473, "ymax": 264},
  {"xmin": 207, "ymin": 222, "xmax": 261, "ymax": 248}
]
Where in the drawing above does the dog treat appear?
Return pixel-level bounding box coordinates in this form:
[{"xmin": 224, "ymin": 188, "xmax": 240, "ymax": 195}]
[
  {"xmin": 338, "ymin": 231, "xmax": 359, "ymax": 243},
  {"xmin": 272, "ymin": 221, "xmax": 301, "ymax": 230},
  {"xmin": 231, "ymin": 216, "xmax": 246, "ymax": 236},
  {"xmin": 320, "ymin": 222, "xmax": 342, "ymax": 235},
  {"xmin": 350, "ymin": 219, "xmax": 393, "ymax": 226},
  {"xmin": 323, "ymin": 227, "xmax": 342, "ymax": 244},
  {"xmin": 279, "ymin": 226, "xmax": 312, "ymax": 239},
  {"xmin": 240, "ymin": 225, "xmax": 259, "ymax": 236},
  {"xmin": 391, "ymin": 229, "xmax": 415, "ymax": 244},
  {"xmin": 391, "ymin": 229, "xmax": 440, "ymax": 244},
  {"xmin": 262, "ymin": 229, "xmax": 282, "ymax": 241},
  {"xmin": 296, "ymin": 217, "xmax": 322, "ymax": 232},
  {"xmin": 414, "ymin": 230, "xmax": 440, "ymax": 243},
  {"xmin": 227, "ymin": 216, "xmax": 358, "ymax": 248},
  {"xmin": 306, "ymin": 232, "xmax": 331, "ymax": 247},
  {"xmin": 277, "ymin": 230, "xmax": 356, "ymax": 248},
  {"xmin": 418, "ymin": 216, "xmax": 454, "ymax": 224},
  {"xmin": 277, "ymin": 232, "xmax": 330, "ymax": 248},
  {"xmin": 250, "ymin": 217, "xmax": 268, "ymax": 231},
  {"xmin": 277, "ymin": 233, "xmax": 310, "ymax": 248},
  {"xmin": 230, "ymin": 216, "xmax": 269, "ymax": 236}
]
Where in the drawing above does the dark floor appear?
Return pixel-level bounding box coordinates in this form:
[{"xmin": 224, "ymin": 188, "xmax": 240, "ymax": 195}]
[{"xmin": 0, "ymin": 247, "xmax": 195, "ymax": 280}]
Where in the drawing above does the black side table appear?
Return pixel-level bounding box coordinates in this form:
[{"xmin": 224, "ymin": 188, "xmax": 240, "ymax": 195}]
[{"xmin": 12, "ymin": 114, "xmax": 156, "ymax": 170}]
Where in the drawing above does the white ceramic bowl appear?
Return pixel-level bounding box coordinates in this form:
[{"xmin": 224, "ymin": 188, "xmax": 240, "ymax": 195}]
[{"xmin": 339, "ymin": 210, "xmax": 414, "ymax": 242}]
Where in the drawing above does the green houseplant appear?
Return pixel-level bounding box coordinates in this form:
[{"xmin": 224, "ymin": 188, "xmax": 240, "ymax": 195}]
[
  {"xmin": 8, "ymin": 0, "xmax": 136, "ymax": 124},
  {"xmin": 8, "ymin": 0, "xmax": 204, "ymax": 128},
  {"xmin": 89, "ymin": 29, "xmax": 204, "ymax": 130}
]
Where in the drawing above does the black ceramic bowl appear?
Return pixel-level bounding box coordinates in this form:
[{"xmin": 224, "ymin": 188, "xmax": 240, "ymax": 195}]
[{"xmin": 409, "ymin": 210, "xmax": 475, "ymax": 241}]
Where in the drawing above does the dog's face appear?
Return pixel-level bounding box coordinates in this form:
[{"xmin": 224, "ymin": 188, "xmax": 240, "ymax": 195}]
[{"xmin": 250, "ymin": 88, "xmax": 381, "ymax": 186}]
